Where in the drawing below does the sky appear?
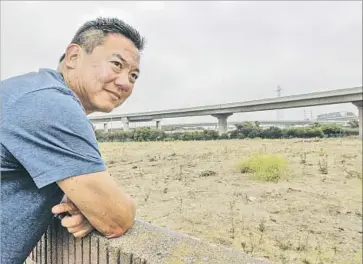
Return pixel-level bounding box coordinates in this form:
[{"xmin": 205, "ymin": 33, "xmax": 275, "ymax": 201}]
[{"xmin": 1, "ymin": 1, "xmax": 362, "ymax": 127}]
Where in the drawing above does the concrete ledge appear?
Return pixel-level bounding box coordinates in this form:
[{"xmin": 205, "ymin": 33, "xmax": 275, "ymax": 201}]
[{"xmin": 29, "ymin": 218, "xmax": 270, "ymax": 264}]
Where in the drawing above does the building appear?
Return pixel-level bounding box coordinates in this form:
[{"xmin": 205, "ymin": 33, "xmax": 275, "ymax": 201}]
[{"xmin": 317, "ymin": 111, "xmax": 357, "ymax": 121}]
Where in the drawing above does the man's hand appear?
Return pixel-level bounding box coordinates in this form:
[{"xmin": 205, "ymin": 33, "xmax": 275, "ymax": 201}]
[
  {"xmin": 52, "ymin": 196, "xmax": 94, "ymax": 238},
  {"xmin": 57, "ymin": 171, "xmax": 136, "ymax": 238}
]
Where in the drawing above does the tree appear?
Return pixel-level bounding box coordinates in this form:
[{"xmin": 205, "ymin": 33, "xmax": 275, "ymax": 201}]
[{"xmin": 348, "ymin": 120, "xmax": 359, "ymax": 128}]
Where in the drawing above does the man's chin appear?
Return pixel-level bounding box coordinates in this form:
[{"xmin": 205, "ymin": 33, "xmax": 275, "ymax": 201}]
[
  {"xmin": 94, "ymin": 100, "xmax": 125, "ymax": 113},
  {"xmin": 96, "ymin": 104, "xmax": 116, "ymax": 113}
]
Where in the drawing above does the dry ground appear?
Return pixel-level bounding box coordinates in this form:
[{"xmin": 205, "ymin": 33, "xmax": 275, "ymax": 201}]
[{"xmin": 99, "ymin": 138, "xmax": 362, "ymax": 264}]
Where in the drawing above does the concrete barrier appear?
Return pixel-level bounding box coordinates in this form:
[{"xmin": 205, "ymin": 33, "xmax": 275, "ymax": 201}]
[{"xmin": 27, "ymin": 218, "xmax": 270, "ymax": 264}]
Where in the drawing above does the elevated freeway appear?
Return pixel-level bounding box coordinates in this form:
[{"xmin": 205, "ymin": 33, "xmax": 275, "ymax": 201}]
[{"xmin": 89, "ymin": 86, "xmax": 363, "ymax": 138}]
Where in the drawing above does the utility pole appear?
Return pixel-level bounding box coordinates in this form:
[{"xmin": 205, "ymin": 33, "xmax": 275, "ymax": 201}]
[
  {"xmin": 303, "ymin": 108, "xmax": 313, "ymax": 121},
  {"xmin": 276, "ymin": 85, "xmax": 283, "ymax": 120},
  {"xmin": 276, "ymin": 85, "xmax": 282, "ymax": 98}
]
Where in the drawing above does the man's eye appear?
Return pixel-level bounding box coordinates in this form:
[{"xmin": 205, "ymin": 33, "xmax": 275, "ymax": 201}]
[
  {"xmin": 130, "ymin": 73, "xmax": 139, "ymax": 81},
  {"xmin": 112, "ymin": 61, "xmax": 122, "ymax": 68}
]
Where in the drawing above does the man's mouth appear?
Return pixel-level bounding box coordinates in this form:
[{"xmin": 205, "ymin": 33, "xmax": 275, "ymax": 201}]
[{"xmin": 105, "ymin": 90, "xmax": 121, "ymax": 100}]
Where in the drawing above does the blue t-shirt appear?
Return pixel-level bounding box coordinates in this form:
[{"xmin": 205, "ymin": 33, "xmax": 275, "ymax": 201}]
[{"xmin": 0, "ymin": 68, "xmax": 106, "ymax": 264}]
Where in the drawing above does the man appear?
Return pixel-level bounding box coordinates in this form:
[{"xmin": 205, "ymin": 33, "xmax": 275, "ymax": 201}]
[{"xmin": 0, "ymin": 17, "xmax": 146, "ymax": 264}]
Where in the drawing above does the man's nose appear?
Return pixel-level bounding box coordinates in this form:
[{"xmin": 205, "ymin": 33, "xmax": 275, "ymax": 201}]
[{"xmin": 114, "ymin": 73, "xmax": 132, "ymax": 93}]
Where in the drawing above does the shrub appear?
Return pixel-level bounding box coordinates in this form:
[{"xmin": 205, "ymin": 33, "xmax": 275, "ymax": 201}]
[
  {"xmin": 109, "ymin": 131, "xmax": 134, "ymax": 141},
  {"xmin": 342, "ymin": 128, "xmax": 359, "ymax": 137},
  {"xmin": 304, "ymin": 127, "xmax": 324, "ymax": 138},
  {"xmin": 236, "ymin": 153, "xmax": 288, "ymax": 182},
  {"xmin": 95, "ymin": 130, "xmax": 107, "ymax": 142},
  {"xmin": 260, "ymin": 126, "xmax": 283, "ymax": 139},
  {"xmin": 320, "ymin": 124, "xmax": 343, "ymax": 137},
  {"xmin": 219, "ymin": 133, "xmax": 230, "ymax": 140},
  {"xmin": 181, "ymin": 132, "xmax": 200, "ymax": 141},
  {"xmin": 203, "ymin": 129, "xmax": 219, "ymax": 140},
  {"xmin": 247, "ymin": 128, "xmax": 262, "ymax": 138},
  {"xmin": 284, "ymin": 127, "xmax": 323, "ymax": 138},
  {"xmin": 131, "ymin": 127, "xmax": 166, "ymax": 141},
  {"xmin": 94, "ymin": 121, "xmax": 357, "ymax": 142},
  {"xmin": 133, "ymin": 127, "xmax": 152, "ymax": 141},
  {"xmin": 229, "ymin": 130, "xmax": 243, "ymax": 139},
  {"xmin": 348, "ymin": 120, "xmax": 359, "ymax": 128},
  {"xmin": 232, "ymin": 121, "xmax": 262, "ymax": 139}
]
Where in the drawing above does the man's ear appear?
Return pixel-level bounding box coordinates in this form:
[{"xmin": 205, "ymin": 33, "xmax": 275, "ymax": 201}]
[{"xmin": 64, "ymin": 44, "xmax": 82, "ymax": 69}]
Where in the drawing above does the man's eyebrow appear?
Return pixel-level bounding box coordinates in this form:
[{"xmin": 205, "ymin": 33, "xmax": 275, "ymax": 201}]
[
  {"xmin": 112, "ymin": 53, "xmax": 126, "ymax": 62},
  {"xmin": 111, "ymin": 53, "xmax": 140, "ymax": 73}
]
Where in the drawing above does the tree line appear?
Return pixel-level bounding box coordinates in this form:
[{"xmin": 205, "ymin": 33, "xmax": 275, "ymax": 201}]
[{"xmin": 95, "ymin": 122, "xmax": 359, "ymax": 142}]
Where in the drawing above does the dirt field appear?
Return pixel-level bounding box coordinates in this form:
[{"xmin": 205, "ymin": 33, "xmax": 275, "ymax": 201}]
[{"xmin": 99, "ymin": 138, "xmax": 362, "ymax": 264}]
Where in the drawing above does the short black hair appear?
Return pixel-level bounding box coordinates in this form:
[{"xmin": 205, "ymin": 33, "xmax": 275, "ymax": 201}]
[{"xmin": 59, "ymin": 17, "xmax": 146, "ymax": 63}]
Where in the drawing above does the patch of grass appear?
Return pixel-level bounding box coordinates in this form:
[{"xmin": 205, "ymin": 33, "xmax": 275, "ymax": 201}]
[
  {"xmin": 259, "ymin": 219, "xmax": 266, "ymax": 233},
  {"xmin": 318, "ymin": 155, "xmax": 329, "ymax": 174},
  {"xmin": 236, "ymin": 153, "xmax": 288, "ymax": 182},
  {"xmin": 300, "ymin": 152, "xmax": 307, "ymax": 164},
  {"xmin": 343, "ymin": 168, "xmax": 362, "ymax": 180},
  {"xmin": 199, "ymin": 170, "xmax": 217, "ymax": 177}
]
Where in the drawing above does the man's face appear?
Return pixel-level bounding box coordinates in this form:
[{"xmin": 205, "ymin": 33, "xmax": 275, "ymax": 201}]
[{"xmin": 69, "ymin": 34, "xmax": 140, "ymax": 113}]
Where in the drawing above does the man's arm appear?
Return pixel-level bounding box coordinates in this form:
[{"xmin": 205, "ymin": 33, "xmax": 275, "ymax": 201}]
[
  {"xmin": 56, "ymin": 170, "xmax": 136, "ymax": 238},
  {"xmin": 2, "ymin": 89, "xmax": 135, "ymax": 237}
]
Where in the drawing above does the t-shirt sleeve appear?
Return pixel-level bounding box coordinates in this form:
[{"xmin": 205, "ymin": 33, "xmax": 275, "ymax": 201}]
[{"xmin": 2, "ymin": 88, "xmax": 106, "ymax": 189}]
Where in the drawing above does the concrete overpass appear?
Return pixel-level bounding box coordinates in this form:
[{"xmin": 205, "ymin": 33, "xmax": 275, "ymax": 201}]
[
  {"xmin": 159, "ymin": 119, "xmax": 356, "ymax": 131},
  {"xmin": 89, "ymin": 86, "xmax": 363, "ymax": 138}
]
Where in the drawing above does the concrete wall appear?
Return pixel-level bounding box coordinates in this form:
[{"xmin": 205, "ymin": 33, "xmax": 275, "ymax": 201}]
[{"xmin": 27, "ymin": 218, "xmax": 269, "ymax": 264}]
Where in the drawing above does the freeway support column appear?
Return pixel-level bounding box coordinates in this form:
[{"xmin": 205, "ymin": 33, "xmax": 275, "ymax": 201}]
[
  {"xmin": 155, "ymin": 119, "xmax": 162, "ymax": 130},
  {"xmin": 353, "ymin": 101, "xmax": 363, "ymax": 139},
  {"xmin": 103, "ymin": 123, "xmax": 109, "ymax": 133},
  {"xmin": 211, "ymin": 113, "xmax": 233, "ymax": 136},
  {"xmin": 122, "ymin": 117, "xmax": 130, "ymax": 131}
]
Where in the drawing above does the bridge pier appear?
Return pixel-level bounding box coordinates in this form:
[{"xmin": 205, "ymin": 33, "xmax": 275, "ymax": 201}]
[
  {"xmin": 353, "ymin": 101, "xmax": 362, "ymax": 139},
  {"xmin": 103, "ymin": 123, "xmax": 109, "ymax": 133},
  {"xmin": 212, "ymin": 113, "xmax": 233, "ymax": 135},
  {"xmin": 155, "ymin": 119, "xmax": 162, "ymax": 130},
  {"xmin": 122, "ymin": 117, "xmax": 130, "ymax": 131}
]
